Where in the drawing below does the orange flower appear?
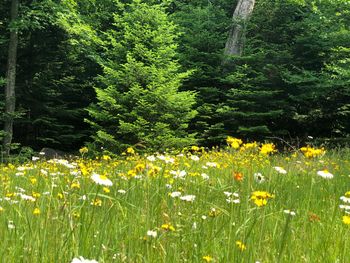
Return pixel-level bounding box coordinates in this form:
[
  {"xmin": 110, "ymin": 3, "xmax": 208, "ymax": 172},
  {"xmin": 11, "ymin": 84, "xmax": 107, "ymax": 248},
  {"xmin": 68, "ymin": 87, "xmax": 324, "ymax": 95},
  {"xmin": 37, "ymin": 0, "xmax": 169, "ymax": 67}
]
[{"xmin": 233, "ymin": 172, "xmax": 243, "ymax": 181}]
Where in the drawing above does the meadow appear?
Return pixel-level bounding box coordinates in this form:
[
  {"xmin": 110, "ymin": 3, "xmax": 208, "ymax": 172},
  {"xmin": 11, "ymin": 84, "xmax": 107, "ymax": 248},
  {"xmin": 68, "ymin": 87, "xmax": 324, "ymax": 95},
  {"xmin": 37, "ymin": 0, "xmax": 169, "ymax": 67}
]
[{"xmin": 1, "ymin": 138, "xmax": 350, "ymax": 262}]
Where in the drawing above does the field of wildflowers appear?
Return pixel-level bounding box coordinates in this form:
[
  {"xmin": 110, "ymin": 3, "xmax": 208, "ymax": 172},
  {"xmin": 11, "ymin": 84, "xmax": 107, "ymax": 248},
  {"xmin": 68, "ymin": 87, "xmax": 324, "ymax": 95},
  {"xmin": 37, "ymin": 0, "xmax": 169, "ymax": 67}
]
[{"xmin": 1, "ymin": 138, "xmax": 350, "ymax": 262}]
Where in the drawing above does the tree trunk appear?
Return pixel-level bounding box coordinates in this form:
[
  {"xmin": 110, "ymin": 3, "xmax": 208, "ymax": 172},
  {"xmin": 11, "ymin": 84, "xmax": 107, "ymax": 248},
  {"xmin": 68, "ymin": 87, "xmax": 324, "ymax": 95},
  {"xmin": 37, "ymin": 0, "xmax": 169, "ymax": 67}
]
[
  {"xmin": 3, "ymin": 0, "xmax": 19, "ymax": 158},
  {"xmin": 224, "ymin": 0, "xmax": 255, "ymax": 57}
]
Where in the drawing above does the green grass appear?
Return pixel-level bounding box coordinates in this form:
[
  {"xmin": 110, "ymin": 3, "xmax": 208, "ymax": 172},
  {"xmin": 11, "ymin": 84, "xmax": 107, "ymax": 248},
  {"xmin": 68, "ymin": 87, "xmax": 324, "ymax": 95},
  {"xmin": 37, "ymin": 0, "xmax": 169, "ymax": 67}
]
[{"xmin": 0, "ymin": 145, "xmax": 349, "ymax": 262}]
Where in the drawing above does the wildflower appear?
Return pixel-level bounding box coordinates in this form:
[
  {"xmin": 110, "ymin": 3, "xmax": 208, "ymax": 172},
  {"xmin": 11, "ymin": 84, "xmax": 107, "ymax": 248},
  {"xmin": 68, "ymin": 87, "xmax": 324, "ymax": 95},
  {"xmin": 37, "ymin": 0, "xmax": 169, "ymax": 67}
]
[
  {"xmin": 117, "ymin": 189, "xmax": 126, "ymax": 194},
  {"xmin": 102, "ymin": 155, "xmax": 111, "ymax": 161},
  {"xmin": 191, "ymin": 146, "xmax": 200, "ymax": 151},
  {"xmin": 224, "ymin": 192, "xmax": 239, "ymax": 198},
  {"xmin": 233, "ymin": 172, "xmax": 243, "ymax": 181},
  {"xmin": 342, "ymin": 215, "xmax": 350, "ymax": 225},
  {"xmin": 308, "ymin": 212, "xmax": 320, "ymax": 222},
  {"xmin": 91, "ymin": 173, "xmax": 113, "ymax": 186},
  {"xmin": 170, "ymin": 170, "xmax": 187, "ymax": 179},
  {"xmin": 253, "ymin": 173, "xmax": 265, "ymax": 183},
  {"xmin": 300, "ymin": 146, "xmax": 325, "ymax": 158},
  {"xmin": 235, "ymin": 241, "xmax": 246, "ymax": 251},
  {"xmin": 201, "ymin": 173, "xmax": 210, "ymax": 180},
  {"xmin": 209, "ymin": 208, "xmax": 220, "ymax": 217},
  {"xmin": 71, "ymin": 181, "xmax": 80, "ymax": 189},
  {"xmin": 201, "ymin": 215, "xmax": 207, "ymax": 220},
  {"xmin": 202, "ymin": 255, "xmax": 213, "ymax": 262},
  {"xmin": 317, "ymin": 169, "xmax": 334, "ymax": 179},
  {"xmin": 283, "ymin": 209, "xmax": 296, "ymax": 216},
  {"xmin": 32, "ymin": 156, "xmax": 40, "ymax": 161},
  {"xmin": 206, "ymin": 162, "xmax": 218, "ymax": 168},
  {"xmin": 251, "ymin": 191, "xmax": 274, "ymax": 207},
  {"xmin": 161, "ymin": 223, "xmax": 175, "ymax": 231},
  {"xmin": 260, "ymin": 143, "xmax": 277, "ymax": 155},
  {"xmin": 273, "ymin": 166, "xmax": 287, "ymax": 174},
  {"xmin": 7, "ymin": 221, "xmax": 15, "ymax": 229},
  {"xmin": 126, "ymin": 147, "xmax": 135, "ymax": 154},
  {"xmin": 146, "ymin": 155, "xmax": 156, "ymax": 162},
  {"xmin": 190, "ymin": 155, "xmax": 200, "ymax": 161},
  {"xmin": 33, "ymin": 208, "xmax": 41, "ymax": 215},
  {"xmin": 340, "ymin": 196, "xmax": 350, "ymax": 203},
  {"xmin": 226, "ymin": 198, "xmax": 240, "ymax": 204},
  {"xmin": 158, "ymin": 155, "xmax": 175, "ymax": 164},
  {"xmin": 169, "ymin": 191, "xmax": 182, "ymax": 198},
  {"xmin": 180, "ymin": 195, "xmax": 196, "ymax": 202},
  {"xmin": 146, "ymin": 230, "xmax": 157, "ymax": 238},
  {"xmin": 18, "ymin": 193, "xmax": 36, "ymax": 202},
  {"xmin": 79, "ymin": 147, "xmax": 89, "ymax": 154},
  {"xmin": 91, "ymin": 199, "xmax": 102, "ymax": 206},
  {"xmin": 227, "ymin": 136, "xmax": 243, "ymax": 149},
  {"xmin": 0, "ymin": 207, "xmax": 4, "ymax": 212},
  {"xmin": 103, "ymin": 187, "xmax": 110, "ymax": 193},
  {"xmin": 71, "ymin": 257, "xmax": 98, "ymax": 263},
  {"xmin": 241, "ymin": 142, "xmax": 258, "ymax": 150}
]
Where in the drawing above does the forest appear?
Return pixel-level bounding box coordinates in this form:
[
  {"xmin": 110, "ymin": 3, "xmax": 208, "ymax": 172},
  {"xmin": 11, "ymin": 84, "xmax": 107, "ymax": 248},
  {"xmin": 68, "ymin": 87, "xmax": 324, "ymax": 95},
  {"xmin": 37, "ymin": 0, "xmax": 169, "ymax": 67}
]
[{"xmin": 1, "ymin": 0, "xmax": 349, "ymax": 157}]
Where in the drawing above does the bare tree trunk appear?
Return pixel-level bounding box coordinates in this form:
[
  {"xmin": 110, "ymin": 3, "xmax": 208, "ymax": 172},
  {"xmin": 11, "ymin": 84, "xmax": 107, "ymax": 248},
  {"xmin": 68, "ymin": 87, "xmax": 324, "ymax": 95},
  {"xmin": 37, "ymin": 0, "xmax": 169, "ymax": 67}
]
[
  {"xmin": 224, "ymin": 0, "xmax": 255, "ymax": 58},
  {"xmin": 3, "ymin": 0, "xmax": 19, "ymax": 158}
]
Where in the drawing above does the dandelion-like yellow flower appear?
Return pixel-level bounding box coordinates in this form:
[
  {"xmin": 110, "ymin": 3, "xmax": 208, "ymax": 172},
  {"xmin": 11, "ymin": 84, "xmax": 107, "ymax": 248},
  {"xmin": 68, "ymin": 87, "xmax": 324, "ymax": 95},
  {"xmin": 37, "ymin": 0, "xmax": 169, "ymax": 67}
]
[
  {"xmin": 202, "ymin": 255, "xmax": 213, "ymax": 262},
  {"xmin": 102, "ymin": 155, "xmax": 111, "ymax": 161},
  {"xmin": 343, "ymin": 215, "xmax": 350, "ymax": 225},
  {"xmin": 91, "ymin": 198, "xmax": 102, "ymax": 206},
  {"xmin": 235, "ymin": 241, "xmax": 246, "ymax": 251},
  {"xmin": 71, "ymin": 181, "xmax": 80, "ymax": 189},
  {"xmin": 79, "ymin": 147, "xmax": 89, "ymax": 154},
  {"xmin": 103, "ymin": 187, "xmax": 110, "ymax": 193},
  {"xmin": 161, "ymin": 223, "xmax": 175, "ymax": 231},
  {"xmin": 251, "ymin": 191, "xmax": 274, "ymax": 207},
  {"xmin": 33, "ymin": 208, "xmax": 41, "ymax": 215},
  {"xmin": 126, "ymin": 147, "xmax": 135, "ymax": 154}
]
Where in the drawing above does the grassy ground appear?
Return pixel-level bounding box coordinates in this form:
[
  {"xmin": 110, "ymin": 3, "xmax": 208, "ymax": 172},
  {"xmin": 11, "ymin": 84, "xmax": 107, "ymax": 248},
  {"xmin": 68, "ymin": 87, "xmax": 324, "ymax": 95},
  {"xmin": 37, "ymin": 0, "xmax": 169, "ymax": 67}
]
[{"xmin": 0, "ymin": 140, "xmax": 349, "ymax": 262}]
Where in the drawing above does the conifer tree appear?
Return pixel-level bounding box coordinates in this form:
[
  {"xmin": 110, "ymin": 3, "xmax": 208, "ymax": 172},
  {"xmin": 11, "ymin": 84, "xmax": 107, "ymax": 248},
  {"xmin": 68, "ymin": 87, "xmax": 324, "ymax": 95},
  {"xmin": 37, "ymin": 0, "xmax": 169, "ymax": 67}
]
[{"xmin": 87, "ymin": 1, "xmax": 197, "ymax": 152}]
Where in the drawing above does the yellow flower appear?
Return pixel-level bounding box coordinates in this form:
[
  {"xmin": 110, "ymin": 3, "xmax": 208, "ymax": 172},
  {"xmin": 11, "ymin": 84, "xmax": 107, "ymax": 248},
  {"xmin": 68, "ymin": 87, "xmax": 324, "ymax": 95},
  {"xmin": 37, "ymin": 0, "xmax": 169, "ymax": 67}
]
[
  {"xmin": 260, "ymin": 143, "xmax": 277, "ymax": 155},
  {"xmin": 57, "ymin": 193, "xmax": 64, "ymax": 199},
  {"xmin": 343, "ymin": 215, "xmax": 350, "ymax": 225},
  {"xmin": 30, "ymin": 177, "xmax": 37, "ymax": 185},
  {"xmin": 191, "ymin": 146, "xmax": 200, "ymax": 152},
  {"xmin": 126, "ymin": 147, "xmax": 135, "ymax": 154},
  {"xmin": 251, "ymin": 191, "xmax": 274, "ymax": 207},
  {"xmin": 300, "ymin": 146, "xmax": 325, "ymax": 158},
  {"xmin": 161, "ymin": 223, "xmax": 175, "ymax": 231},
  {"xmin": 102, "ymin": 155, "xmax": 111, "ymax": 161},
  {"xmin": 70, "ymin": 181, "xmax": 80, "ymax": 189},
  {"xmin": 79, "ymin": 147, "xmax": 89, "ymax": 154},
  {"xmin": 91, "ymin": 198, "xmax": 102, "ymax": 206},
  {"xmin": 202, "ymin": 255, "xmax": 213, "ymax": 262},
  {"xmin": 226, "ymin": 136, "xmax": 243, "ymax": 149},
  {"xmin": 103, "ymin": 187, "xmax": 110, "ymax": 193},
  {"xmin": 235, "ymin": 241, "xmax": 246, "ymax": 251},
  {"xmin": 33, "ymin": 208, "xmax": 41, "ymax": 215}
]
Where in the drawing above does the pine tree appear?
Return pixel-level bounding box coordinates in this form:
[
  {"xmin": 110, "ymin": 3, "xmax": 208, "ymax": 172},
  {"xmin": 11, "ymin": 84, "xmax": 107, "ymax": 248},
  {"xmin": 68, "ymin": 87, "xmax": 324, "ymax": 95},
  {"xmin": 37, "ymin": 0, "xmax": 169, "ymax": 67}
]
[{"xmin": 87, "ymin": 1, "xmax": 197, "ymax": 152}]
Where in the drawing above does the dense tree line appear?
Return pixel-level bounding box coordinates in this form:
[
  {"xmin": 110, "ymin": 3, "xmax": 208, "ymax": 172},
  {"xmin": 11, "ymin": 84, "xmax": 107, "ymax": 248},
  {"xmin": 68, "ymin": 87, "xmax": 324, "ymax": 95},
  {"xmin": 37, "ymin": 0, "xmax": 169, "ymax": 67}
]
[{"xmin": 0, "ymin": 0, "xmax": 349, "ymax": 156}]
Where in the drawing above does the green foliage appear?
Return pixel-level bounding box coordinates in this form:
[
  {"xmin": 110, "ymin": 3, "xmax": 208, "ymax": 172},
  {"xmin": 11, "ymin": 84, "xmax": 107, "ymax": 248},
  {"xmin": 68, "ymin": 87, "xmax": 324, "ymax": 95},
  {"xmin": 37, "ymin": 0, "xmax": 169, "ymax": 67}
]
[{"xmin": 87, "ymin": 1, "xmax": 197, "ymax": 152}]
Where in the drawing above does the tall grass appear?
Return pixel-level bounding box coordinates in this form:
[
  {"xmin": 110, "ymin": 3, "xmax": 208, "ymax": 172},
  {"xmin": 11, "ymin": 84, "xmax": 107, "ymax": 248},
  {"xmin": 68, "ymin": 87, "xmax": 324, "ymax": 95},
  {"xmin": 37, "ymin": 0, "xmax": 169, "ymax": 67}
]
[{"xmin": 0, "ymin": 143, "xmax": 349, "ymax": 262}]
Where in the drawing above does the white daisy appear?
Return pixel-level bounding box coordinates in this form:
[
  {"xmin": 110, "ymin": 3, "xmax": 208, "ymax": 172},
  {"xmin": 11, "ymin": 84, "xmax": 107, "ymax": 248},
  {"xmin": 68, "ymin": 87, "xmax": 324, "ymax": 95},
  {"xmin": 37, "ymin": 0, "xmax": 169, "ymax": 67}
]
[
  {"xmin": 91, "ymin": 173, "xmax": 113, "ymax": 186},
  {"xmin": 273, "ymin": 166, "xmax": 287, "ymax": 174},
  {"xmin": 180, "ymin": 195, "xmax": 196, "ymax": 202},
  {"xmin": 317, "ymin": 170, "xmax": 334, "ymax": 179}
]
